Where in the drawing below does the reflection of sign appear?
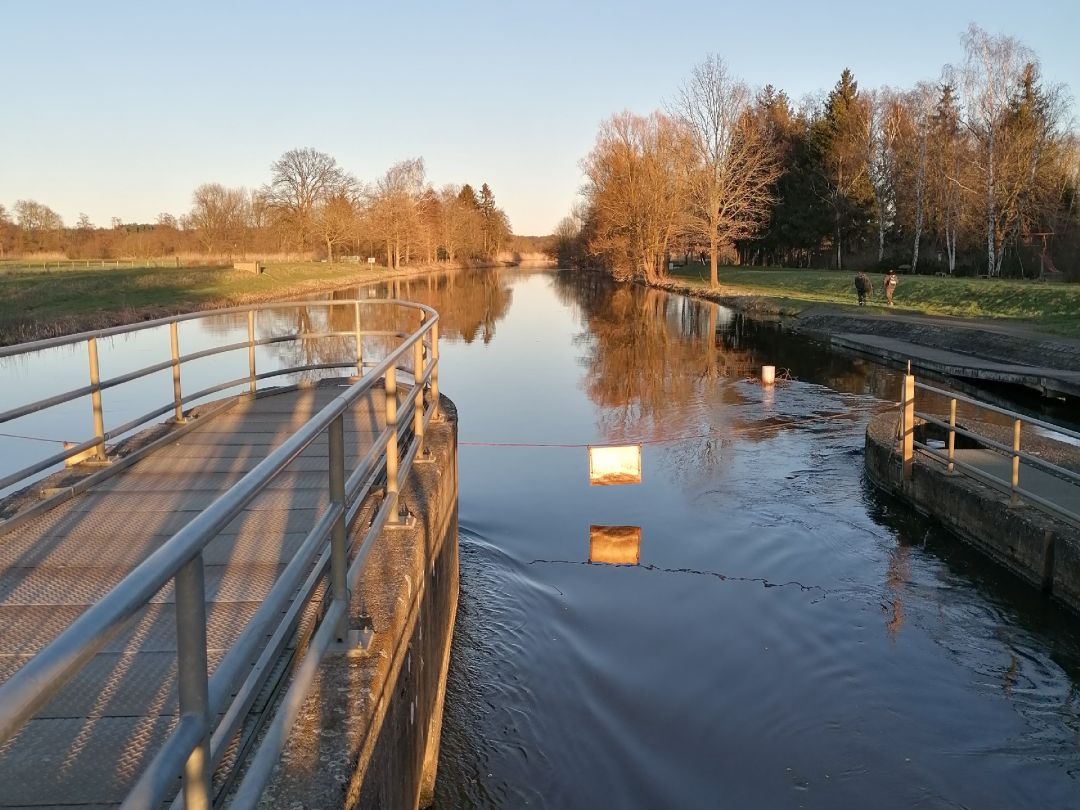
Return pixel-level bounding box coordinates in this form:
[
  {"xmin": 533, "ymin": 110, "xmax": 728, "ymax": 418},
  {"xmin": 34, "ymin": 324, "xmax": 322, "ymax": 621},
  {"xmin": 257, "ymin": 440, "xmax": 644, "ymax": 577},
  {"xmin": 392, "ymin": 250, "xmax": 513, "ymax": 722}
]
[
  {"xmin": 589, "ymin": 525, "xmax": 641, "ymax": 565},
  {"xmin": 588, "ymin": 445, "xmax": 642, "ymax": 486}
]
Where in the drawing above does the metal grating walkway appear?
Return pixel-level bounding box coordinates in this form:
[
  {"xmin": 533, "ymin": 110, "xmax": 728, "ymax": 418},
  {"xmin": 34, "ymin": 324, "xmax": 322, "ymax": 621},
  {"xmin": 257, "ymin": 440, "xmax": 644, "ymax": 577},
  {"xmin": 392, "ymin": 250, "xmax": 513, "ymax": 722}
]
[{"xmin": 0, "ymin": 385, "xmax": 388, "ymax": 808}]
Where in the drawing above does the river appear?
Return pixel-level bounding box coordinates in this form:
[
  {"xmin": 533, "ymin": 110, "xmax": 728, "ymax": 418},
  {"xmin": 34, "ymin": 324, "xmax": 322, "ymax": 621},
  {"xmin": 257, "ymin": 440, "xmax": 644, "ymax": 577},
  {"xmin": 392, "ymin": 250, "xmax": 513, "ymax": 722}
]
[
  {"xmin": 420, "ymin": 268, "xmax": 1080, "ymax": 809},
  {"xmin": 2, "ymin": 266, "xmax": 1079, "ymax": 808}
]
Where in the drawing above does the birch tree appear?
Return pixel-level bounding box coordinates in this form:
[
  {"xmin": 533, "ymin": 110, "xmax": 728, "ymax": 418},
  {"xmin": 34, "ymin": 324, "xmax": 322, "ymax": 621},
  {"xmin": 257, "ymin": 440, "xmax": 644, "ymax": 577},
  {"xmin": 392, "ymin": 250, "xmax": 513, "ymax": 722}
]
[{"xmin": 959, "ymin": 25, "xmax": 1035, "ymax": 276}]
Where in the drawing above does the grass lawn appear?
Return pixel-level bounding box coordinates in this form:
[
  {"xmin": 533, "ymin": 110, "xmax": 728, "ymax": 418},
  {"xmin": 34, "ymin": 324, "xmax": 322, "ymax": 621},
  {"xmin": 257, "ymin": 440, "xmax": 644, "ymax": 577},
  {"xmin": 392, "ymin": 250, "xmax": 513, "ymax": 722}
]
[
  {"xmin": 668, "ymin": 263, "xmax": 1080, "ymax": 338},
  {"xmin": 0, "ymin": 261, "xmax": 420, "ymax": 345}
]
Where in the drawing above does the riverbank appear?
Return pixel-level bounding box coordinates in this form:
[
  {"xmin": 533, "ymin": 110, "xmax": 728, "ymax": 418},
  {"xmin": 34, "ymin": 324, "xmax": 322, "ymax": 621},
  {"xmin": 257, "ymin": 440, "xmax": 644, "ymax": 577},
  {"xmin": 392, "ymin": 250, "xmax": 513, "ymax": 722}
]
[
  {"xmin": 0, "ymin": 259, "xmax": 497, "ymax": 346},
  {"xmin": 663, "ymin": 265, "xmax": 1080, "ymax": 337},
  {"xmin": 642, "ymin": 267, "xmax": 1080, "ymax": 398}
]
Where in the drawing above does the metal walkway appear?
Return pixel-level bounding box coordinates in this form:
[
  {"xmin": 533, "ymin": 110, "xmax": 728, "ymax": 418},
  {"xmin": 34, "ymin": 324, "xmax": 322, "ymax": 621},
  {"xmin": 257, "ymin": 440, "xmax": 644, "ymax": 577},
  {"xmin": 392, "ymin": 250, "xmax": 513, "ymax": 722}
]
[
  {"xmin": 0, "ymin": 387, "xmax": 390, "ymax": 808},
  {"xmin": 0, "ymin": 299, "xmax": 441, "ymax": 809}
]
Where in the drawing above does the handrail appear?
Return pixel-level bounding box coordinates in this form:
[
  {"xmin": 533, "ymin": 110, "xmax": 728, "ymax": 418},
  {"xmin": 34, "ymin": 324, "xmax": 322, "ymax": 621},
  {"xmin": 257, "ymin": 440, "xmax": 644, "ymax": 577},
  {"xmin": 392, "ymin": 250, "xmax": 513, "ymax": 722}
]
[
  {"xmin": 914, "ymin": 380, "xmax": 1080, "ymax": 444},
  {"xmin": 0, "ymin": 297, "xmax": 442, "ymax": 809},
  {"xmin": 895, "ymin": 372, "xmax": 1080, "ymax": 526},
  {"xmin": 0, "ymin": 299, "xmax": 419, "ymax": 497}
]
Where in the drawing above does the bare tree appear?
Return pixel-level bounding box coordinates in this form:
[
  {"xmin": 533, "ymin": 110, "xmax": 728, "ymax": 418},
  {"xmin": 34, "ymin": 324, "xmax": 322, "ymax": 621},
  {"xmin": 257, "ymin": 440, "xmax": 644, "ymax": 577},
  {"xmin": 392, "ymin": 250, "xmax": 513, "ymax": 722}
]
[
  {"xmin": 13, "ymin": 199, "xmax": 64, "ymax": 253},
  {"xmin": 184, "ymin": 183, "xmax": 248, "ymax": 255},
  {"xmin": 671, "ymin": 55, "xmax": 780, "ymax": 287},
  {"xmin": 581, "ymin": 111, "xmax": 692, "ymax": 283},
  {"xmin": 960, "ymin": 25, "xmax": 1035, "ymax": 276},
  {"xmin": 311, "ymin": 192, "xmax": 360, "ymax": 263},
  {"xmin": 370, "ymin": 158, "xmax": 426, "ymax": 268},
  {"xmin": 864, "ymin": 88, "xmax": 905, "ymax": 263},
  {"xmin": 262, "ymin": 148, "xmax": 356, "ymax": 250}
]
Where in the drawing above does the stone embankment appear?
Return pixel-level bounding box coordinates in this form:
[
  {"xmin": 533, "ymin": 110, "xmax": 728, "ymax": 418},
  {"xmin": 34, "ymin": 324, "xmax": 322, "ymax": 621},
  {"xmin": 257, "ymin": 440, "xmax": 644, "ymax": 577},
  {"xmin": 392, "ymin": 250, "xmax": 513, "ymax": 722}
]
[
  {"xmin": 864, "ymin": 411, "xmax": 1080, "ymax": 614},
  {"xmin": 252, "ymin": 397, "xmax": 460, "ymax": 809}
]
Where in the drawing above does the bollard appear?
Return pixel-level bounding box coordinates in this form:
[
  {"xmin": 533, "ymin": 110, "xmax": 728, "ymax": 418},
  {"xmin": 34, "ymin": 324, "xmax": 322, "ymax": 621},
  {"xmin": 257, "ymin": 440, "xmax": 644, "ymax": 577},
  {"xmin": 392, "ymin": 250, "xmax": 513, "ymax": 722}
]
[{"xmin": 761, "ymin": 365, "xmax": 775, "ymax": 386}]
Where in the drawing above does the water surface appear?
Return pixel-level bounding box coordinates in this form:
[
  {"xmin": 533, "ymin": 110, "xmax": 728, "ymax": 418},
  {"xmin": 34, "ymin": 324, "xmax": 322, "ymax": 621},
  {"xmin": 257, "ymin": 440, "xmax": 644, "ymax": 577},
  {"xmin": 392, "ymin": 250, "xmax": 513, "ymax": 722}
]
[{"xmin": 423, "ymin": 269, "xmax": 1080, "ymax": 809}]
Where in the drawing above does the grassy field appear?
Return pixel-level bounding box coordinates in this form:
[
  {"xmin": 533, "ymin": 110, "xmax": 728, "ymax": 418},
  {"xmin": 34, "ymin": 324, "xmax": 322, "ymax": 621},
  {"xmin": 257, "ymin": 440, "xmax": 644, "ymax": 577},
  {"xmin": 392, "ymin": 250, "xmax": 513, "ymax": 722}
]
[
  {"xmin": 0, "ymin": 261, "xmax": 429, "ymax": 345},
  {"xmin": 668, "ymin": 263, "xmax": 1080, "ymax": 337}
]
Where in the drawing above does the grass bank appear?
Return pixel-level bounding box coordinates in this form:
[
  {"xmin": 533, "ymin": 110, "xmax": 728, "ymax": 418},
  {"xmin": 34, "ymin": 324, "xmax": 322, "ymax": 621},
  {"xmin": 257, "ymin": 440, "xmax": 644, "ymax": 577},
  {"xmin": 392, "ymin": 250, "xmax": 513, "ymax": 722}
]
[
  {"xmin": 665, "ymin": 264, "xmax": 1080, "ymax": 337},
  {"xmin": 0, "ymin": 261, "xmax": 468, "ymax": 345}
]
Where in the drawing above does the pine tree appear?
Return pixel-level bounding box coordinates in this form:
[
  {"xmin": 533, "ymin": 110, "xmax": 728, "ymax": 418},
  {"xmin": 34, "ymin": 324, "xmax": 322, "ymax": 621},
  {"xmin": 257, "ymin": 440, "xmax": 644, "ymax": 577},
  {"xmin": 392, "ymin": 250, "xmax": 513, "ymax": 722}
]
[{"xmin": 810, "ymin": 69, "xmax": 876, "ymax": 270}]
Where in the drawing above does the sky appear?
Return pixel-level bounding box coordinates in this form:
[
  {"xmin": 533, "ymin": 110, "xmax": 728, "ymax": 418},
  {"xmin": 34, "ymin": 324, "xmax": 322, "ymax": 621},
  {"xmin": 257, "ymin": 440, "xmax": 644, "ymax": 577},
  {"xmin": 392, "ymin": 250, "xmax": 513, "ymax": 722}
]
[{"xmin": 3, "ymin": 1, "xmax": 1078, "ymax": 235}]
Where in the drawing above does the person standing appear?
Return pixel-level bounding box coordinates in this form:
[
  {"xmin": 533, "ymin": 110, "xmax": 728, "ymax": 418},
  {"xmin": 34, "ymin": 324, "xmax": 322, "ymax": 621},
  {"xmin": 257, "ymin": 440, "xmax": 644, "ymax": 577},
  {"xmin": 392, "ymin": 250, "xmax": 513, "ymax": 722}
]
[
  {"xmin": 854, "ymin": 272, "xmax": 872, "ymax": 305},
  {"xmin": 884, "ymin": 270, "xmax": 898, "ymax": 306}
]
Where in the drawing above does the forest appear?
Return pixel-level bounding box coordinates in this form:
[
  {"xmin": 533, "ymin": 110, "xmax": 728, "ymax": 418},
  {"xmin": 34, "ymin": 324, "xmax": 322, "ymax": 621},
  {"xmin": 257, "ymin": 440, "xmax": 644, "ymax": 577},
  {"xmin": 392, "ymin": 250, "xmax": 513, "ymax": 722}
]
[{"xmin": 557, "ymin": 25, "xmax": 1080, "ymax": 283}]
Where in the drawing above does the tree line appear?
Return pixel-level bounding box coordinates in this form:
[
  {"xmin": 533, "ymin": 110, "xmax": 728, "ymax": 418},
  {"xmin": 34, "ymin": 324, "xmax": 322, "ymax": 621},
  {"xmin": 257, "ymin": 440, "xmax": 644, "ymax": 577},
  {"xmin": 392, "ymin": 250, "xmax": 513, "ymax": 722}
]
[
  {"xmin": 556, "ymin": 25, "xmax": 1080, "ymax": 283},
  {"xmin": 0, "ymin": 149, "xmax": 514, "ymax": 266}
]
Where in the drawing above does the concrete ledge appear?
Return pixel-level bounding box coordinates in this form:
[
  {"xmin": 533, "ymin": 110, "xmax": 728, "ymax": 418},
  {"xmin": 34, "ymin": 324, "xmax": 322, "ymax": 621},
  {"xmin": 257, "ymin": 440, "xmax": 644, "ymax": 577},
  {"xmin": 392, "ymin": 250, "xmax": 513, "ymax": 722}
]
[
  {"xmin": 864, "ymin": 412, "xmax": 1080, "ymax": 612},
  {"xmin": 254, "ymin": 395, "xmax": 459, "ymax": 809}
]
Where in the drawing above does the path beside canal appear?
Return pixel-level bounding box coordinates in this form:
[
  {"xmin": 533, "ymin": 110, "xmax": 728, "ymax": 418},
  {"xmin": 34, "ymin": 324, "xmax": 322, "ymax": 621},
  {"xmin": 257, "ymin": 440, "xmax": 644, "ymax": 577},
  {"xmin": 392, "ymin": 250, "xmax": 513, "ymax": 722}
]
[{"xmin": 651, "ymin": 274, "xmax": 1080, "ymax": 399}]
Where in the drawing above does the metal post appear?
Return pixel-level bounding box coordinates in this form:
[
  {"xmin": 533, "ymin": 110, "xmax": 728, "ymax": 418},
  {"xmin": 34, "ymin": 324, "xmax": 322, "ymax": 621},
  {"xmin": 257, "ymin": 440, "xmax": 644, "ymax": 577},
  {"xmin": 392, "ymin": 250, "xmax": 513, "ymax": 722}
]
[
  {"xmin": 385, "ymin": 365, "xmax": 399, "ymax": 523},
  {"xmin": 247, "ymin": 310, "xmax": 257, "ymax": 395},
  {"xmin": 1011, "ymin": 418, "xmax": 1022, "ymax": 505},
  {"xmin": 901, "ymin": 373, "xmax": 915, "ymax": 480},
  {"xmin": 87, "ymin": 337, "xmax": 108, "ymax": 462},
  {"xmin": 175, "ymin": 554, "xmax": 212, "ymax": 810},
  {"xmin": 170, "ymin": 321, "xmax": 184, "ymax": 423},
  {"xmin": 328, "ymin": 414, "xmax": 349, "ymax": 641},
  {"xmin": 947, "ymin": 398, "xmax": 957, "ymax": 473},
  {"xmin": 430, "ymin": 320, "xmax": 440, "ymax": 421},
  {"xmin": 413, "ymin": 321, "xmax": 425, "ymax": 445},
  {"xmin": 354, "ymin": 301, "xmax": 363, "ymax": 376}
]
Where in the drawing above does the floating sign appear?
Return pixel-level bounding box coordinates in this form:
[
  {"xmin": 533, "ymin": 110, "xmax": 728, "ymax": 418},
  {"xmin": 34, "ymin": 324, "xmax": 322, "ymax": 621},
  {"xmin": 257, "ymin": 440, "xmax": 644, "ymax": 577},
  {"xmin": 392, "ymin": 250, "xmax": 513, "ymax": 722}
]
[
  {"xmin": 589, "ymin": 525, "xmax": 641, "ymax": 565},
  {"xmin": 588, "ymin": 444, "xmax": 642, "ymax": 486}
]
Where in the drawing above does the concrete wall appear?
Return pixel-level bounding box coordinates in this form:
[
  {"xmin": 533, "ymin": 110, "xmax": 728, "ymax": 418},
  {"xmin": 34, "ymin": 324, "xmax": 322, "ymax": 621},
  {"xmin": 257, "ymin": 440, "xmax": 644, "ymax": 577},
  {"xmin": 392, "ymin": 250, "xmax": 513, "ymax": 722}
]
[
  {"xmin": 259, "ymin": 396, "xmax": 459, "ymax": 809},
  {"xmin": 864, "ymin": 413, "xmax": 1080, "ymax": 613}
]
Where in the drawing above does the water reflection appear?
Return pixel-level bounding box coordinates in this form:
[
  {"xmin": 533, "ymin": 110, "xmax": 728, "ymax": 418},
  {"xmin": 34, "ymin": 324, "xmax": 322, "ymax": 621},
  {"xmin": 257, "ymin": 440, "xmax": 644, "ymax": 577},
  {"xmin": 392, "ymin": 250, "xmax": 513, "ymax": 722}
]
[
  {"xmin": 431, "ymin": 268, "xmax": 1080, "ymax": 810},
  {"xmin": 588, "ymin": 525, "xmax": 641, "ymax": 566}
]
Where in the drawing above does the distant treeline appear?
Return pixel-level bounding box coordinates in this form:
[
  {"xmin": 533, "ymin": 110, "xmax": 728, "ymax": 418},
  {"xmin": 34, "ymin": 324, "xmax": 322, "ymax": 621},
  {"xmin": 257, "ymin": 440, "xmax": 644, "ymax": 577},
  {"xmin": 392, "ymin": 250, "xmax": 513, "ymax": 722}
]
[
  {"xmin": 556, "ymin": 25, "xmax": 1080, "ymax": 282},
  {"xmin": 0, "ymin": 150, "xmax": 523, "ymax": 268}
]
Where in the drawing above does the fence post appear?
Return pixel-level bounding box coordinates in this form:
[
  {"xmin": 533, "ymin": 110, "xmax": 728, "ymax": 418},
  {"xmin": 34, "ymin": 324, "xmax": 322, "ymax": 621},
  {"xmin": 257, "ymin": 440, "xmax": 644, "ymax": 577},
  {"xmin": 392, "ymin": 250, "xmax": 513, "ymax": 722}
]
[
  {"xmin": 1011, "ymin": 419, "xmax": 1022, "ymax": 506},
  {"xmin": 947, "ymin": 398, "xmax": 957, "ymax": 473},
  {"xmin": 175, "ymin": 553, "xmax": 212, "ymax": 810},
  {"xmin": 247, "ymin": 310, "xmax": 257, "ymax": 395},
  {"xmin": 901, "ymin": 373, "xmax": 915, "ymax": 480},
  {"xmin": 353, "ymin": 301, "xmax": 363, "ymax": 376},
  {"xmin": 413, "ymin": 315, "xmax": 425, "ymax": 446},
  {"xmin": 430, "ymin": 320, "xmax": 440, "ymax": 421},
  {"xmin": 328, "ymin": 414, "xmax": 350, "ymax": 642},
  {"xmin": 170, "ymin": 321, "xmax": 184, "ymax": 423},
  {"xmin": 385, "ymin": 364, "xmax": 399, "ymax": 523},
  {"xmin": 87, "ymin": 337, "xmax": 108, "ymax": 462}
]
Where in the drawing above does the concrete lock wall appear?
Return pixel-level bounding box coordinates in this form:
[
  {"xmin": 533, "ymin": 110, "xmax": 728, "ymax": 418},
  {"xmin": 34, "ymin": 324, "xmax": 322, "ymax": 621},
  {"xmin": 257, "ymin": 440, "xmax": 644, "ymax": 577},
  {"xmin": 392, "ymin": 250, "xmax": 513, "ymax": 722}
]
[
  {"xmin": 864, "ymin": 413, "xmax": 1080, "ymax": 614},
  {"xmin": 257, "ymin": 395, "xmax": 459, "ymax": 809}
]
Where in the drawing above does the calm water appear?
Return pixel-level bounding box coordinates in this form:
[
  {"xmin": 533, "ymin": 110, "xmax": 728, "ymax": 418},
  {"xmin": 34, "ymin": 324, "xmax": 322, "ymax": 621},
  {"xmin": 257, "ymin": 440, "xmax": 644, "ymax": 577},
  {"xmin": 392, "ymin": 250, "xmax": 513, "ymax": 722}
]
[
  {"xmin": 422, "ymin": 269, "xmax": 1080, "ymax": 809},
  {"xmin": 3, "ymin": 267, "xmax": 1080, "ymax": 808}
]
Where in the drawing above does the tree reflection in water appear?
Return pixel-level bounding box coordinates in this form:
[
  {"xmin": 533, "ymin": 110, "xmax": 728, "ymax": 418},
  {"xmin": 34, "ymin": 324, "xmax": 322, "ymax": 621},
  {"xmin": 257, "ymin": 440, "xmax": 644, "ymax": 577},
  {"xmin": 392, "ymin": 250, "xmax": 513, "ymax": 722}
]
[
  {"xmin": 251, "ymin": 267, "xmax": 514, "ymax": 381},
  {"xmin": 554, "ymin": 271, "xmax": 755, "ymax": 450}
]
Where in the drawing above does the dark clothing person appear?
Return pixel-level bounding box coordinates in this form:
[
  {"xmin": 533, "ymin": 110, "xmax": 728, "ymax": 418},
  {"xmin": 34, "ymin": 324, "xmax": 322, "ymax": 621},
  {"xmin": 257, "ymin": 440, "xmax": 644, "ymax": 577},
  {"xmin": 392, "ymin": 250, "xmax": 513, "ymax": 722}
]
[
  {"xmin": 854, "ymin": 272, "xmax": 872, "ymax": 305},
  {"xmin": 884, "ymin": 271, "xmax": 898, "ymax": 306}
]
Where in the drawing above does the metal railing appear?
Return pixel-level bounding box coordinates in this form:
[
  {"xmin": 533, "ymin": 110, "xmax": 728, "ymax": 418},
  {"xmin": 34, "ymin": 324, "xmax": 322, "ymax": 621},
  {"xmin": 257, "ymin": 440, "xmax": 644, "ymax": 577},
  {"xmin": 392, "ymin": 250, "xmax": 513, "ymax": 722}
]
[
  {"xmin": 897, "ymin": 372, "xmax": 1080, "ymax": 527},
  {"xmin": 0, "ymin": 299, "xmax": 442, "ymax": 808}
]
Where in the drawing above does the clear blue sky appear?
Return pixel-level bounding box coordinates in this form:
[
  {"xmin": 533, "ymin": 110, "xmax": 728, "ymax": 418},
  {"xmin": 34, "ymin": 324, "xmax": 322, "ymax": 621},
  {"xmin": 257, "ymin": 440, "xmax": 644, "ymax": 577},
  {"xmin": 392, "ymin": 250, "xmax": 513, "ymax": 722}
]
[{"xmin": 3, "ymin": 1, "xmax": 1077, "ymax": 235}]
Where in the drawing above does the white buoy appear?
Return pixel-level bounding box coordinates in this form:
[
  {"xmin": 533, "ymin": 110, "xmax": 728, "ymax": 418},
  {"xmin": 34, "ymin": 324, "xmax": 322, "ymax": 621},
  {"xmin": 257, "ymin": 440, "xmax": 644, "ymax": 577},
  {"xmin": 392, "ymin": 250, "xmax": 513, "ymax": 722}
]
[{"xmin": 761, "ymin": 365, "xmax": 776, "ymax": 386}]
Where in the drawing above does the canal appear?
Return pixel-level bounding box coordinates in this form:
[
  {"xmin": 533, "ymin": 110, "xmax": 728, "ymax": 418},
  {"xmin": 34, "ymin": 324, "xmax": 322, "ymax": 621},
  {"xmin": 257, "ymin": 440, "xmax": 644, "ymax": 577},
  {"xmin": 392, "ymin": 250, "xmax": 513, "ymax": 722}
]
[
  {"xmin": 2, "ymin": 266, "xmax": 1079, "ymax": 808},
  {"xmin": 416, "ymin": 268, "xmax": 1080, "ymax": 809}
]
